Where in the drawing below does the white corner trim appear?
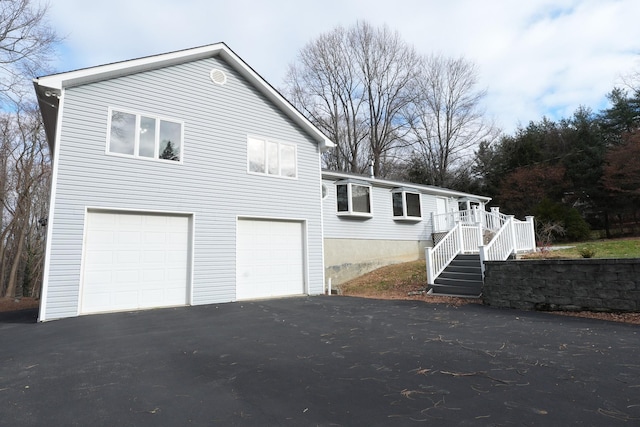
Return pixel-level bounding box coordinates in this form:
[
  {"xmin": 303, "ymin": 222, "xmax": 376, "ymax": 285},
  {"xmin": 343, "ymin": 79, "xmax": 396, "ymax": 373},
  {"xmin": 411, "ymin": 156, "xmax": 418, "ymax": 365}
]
[{"xmin": 38, "ymin": 89, "xmax": 66, "ymax": 322}]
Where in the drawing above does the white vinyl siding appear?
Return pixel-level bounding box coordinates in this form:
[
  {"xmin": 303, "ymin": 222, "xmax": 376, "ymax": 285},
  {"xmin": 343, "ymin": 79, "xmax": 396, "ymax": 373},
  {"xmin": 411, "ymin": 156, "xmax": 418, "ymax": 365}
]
[{"xmin": 41, "ymin": 56, "xmax": 325, "ymax": 320}]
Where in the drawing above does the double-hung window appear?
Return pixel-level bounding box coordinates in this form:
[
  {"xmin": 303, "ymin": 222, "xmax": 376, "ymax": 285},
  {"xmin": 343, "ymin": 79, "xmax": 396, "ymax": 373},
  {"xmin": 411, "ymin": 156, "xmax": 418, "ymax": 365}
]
[
  {"xmin": 247, "ymin": 136, "xmax": 297, "ymax": 178},
  {"xmin": 392, "ymin": 188, "xmax": 422, "ymax": 220},
  {"xmin": 336, "ymin": 181, "xmax": 372, "ymax": 217},
  {"xmin": 108, "ymin": 109, "xmax": 183, "ymax": 162}
]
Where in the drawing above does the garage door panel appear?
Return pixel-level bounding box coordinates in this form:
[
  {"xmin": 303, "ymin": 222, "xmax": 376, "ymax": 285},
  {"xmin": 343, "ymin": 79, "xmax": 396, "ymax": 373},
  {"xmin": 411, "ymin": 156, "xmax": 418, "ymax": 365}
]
[
  {"xmin": 236, "ymin": 219, "xmax": 305, "ymax": 300},
  {"xmin": 81, "ymin": 211, "xmax": 190, "ymax": 314}
]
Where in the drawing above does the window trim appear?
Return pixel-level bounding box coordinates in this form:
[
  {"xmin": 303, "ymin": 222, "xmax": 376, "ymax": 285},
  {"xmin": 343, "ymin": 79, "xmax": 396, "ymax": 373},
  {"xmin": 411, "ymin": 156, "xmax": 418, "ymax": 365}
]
[
  {"xmin": 106, "ymin": 107, "xmax": 184, "ymax": 164},
  {"xmin": 392, "ymin": 188, "xmax": 422, "ymax": 221},
  {"xmin": 246, "ymin": 135, "xmax": 298, "ymax": 179},
  {"xmin": 335, "ymin": 181, "xmax": 373, "ymax": 218}
]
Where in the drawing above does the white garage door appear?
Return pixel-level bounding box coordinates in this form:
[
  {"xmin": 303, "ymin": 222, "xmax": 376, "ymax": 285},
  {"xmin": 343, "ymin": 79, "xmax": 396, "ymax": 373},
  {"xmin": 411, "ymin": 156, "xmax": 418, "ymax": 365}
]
[
  {"xmin": 236, "ymin": 219, "xmax": 305, "ymax": 300},
  {"xmin": 81, "ymin": 211, "xmax": 190, "ymax": 314}
]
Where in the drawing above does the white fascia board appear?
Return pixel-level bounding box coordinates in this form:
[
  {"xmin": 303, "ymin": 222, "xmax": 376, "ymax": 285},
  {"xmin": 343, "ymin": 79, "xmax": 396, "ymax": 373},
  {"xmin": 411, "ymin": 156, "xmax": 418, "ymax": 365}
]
[
  {"xmin": 33, "ymin": 43, "xmax": 335, "ymax": 150},
  {"xmin": 321, "ymin": 170, "xmax": 491, "ymax": 202},
  {"xmin": 33, "ymin": 43, "xmax": 229, "ymax": 90}
]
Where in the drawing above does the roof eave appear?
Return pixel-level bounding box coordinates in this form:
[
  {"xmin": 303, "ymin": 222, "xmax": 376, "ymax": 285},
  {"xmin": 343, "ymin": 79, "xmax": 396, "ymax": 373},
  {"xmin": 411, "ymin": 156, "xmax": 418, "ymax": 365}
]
[{"xmin": 321, "ymin": 170, "xmax": 492, "ymax": 202}]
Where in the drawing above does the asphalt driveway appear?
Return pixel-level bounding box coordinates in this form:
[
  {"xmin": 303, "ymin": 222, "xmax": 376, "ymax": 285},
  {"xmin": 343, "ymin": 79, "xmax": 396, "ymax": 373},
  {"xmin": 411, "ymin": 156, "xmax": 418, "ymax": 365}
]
[{"xmin": 0, "ymin": 296, "xmax": 638, "ymax": 426}]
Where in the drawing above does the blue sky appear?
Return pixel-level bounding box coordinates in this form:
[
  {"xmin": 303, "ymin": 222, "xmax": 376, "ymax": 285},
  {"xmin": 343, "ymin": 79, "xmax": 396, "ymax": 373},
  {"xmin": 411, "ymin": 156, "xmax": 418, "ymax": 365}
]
[{"xmin": 46, "ymin": 0, "xmax": 640, "ymax": 134}]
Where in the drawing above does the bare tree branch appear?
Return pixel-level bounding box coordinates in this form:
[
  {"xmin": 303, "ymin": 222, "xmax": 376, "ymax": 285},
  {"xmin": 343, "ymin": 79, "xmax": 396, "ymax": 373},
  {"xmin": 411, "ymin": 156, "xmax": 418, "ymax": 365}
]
[
  {"xmin": 284, "ymin": 21, "xmax": 419, "ymax": 177},
  {"xmin": 0, "ymin": 0, "xmax": 61, "ymax": 106},
  {"xmin": 406, "ymin": 54, "xmax": 497, "ymax": 187}
]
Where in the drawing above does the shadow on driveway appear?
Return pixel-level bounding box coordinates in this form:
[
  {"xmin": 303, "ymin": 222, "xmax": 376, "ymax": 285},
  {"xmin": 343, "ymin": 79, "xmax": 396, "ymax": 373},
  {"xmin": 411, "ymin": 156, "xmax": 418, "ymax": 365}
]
[{"xmin": 0, "ymin": 296, "xmax": 638, "ymax": 426}]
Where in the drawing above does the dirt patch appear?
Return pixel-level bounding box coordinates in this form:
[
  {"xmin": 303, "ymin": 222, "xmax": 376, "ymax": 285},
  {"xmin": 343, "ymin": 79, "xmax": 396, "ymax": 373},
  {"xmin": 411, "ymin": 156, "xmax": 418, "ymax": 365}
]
[
  {"xmin": 0, "ymin": 297, "xmax": 40, "ymax": 313},
  {"xmin": 339, "ymin": 260, "xmax": 640, "ymax": 325},
  {"xmin": 339, "ymin": 260, "xmax": 478, "ymax": 308}
]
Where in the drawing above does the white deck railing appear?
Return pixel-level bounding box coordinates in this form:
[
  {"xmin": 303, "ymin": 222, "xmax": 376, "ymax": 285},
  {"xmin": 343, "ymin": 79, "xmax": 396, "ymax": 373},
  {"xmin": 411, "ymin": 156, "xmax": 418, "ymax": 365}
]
[
  {"xmin": 426, "ymin": 209, "xmax": 536, "ymax": 285},
  {"xmin": 513, "ymin": 219, "xmax": 537, "ymax": 252},
  {"xmin": 432, "ymin": 207, "xmax": 509, "ymax": 234}
]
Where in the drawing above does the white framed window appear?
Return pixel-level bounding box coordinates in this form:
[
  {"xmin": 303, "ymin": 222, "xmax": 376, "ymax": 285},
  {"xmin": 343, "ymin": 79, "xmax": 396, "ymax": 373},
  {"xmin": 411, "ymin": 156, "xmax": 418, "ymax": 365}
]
[
  {"xmin": 107, "ymin": 108, "xmax": 183, "ymax": 163},
  {"xmin": 392, "ymin": 188, "xmax": 422, "ymax": 221},
  {"xmin": 247, "ymin": 136, "xmax": 297, "ymax": 178},
  {"xmin": 336, "ymin": 181, "xmax": 372, "ymax": 217}
]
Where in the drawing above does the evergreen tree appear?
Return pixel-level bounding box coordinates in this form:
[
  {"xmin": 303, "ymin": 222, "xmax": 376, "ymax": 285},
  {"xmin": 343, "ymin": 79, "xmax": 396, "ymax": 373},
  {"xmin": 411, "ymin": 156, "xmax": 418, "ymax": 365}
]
[{"xmin": 160, "ymin": 140, "xmax": 179, "ymax": 161}]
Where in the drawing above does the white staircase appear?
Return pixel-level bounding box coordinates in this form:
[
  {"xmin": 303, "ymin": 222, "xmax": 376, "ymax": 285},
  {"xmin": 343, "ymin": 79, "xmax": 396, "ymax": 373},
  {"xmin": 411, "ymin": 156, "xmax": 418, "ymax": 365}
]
[{"xmin": 426, "ymin": 208, "xmax": 536, "ymax": 297}]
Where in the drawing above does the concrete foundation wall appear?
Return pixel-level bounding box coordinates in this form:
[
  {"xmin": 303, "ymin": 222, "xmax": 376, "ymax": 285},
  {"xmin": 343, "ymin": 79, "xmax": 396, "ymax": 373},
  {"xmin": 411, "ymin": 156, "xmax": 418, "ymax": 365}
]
[
  {"xmin": 324, "ymin": 238, "xmax": 431, "ymax": 286},
  {"xmin": 483, "ymin": 259, "xmax": 640, "ymax": 312}
]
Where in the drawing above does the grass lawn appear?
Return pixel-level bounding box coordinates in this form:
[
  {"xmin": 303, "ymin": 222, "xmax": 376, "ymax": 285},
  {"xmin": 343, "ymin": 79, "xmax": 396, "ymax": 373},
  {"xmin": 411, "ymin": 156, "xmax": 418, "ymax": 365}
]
[{"xmin": 533, "ymin": 237, "xmax": 640, "ymax": 259}]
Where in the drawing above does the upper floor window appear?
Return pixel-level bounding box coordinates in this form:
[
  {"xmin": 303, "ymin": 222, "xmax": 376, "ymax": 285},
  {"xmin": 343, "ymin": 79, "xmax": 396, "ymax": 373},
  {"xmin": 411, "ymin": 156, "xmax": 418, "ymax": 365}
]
[
  {"xmin": 336, "ymin": 181, "xmax": 372, "ymax": 217},
  {"xmin": 247, "ymin": 136, "xmax": 297, "ymax": 178},
  {"xmin": 392, "ymin": 188, "xmax": 422, "ymax": 220},
  {"xmin": 108, "ymin": 109, "xmax": 183, "ymax": 162}
]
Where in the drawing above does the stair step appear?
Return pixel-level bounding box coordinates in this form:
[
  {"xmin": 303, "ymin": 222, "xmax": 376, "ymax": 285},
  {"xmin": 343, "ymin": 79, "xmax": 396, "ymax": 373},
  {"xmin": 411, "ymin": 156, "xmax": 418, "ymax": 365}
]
[
  {"xmin": 438, "ymin": 271, "xmax": 483, "ymax": 281},
  {"xmin": 446, "ymin": 265, "xmax": 482, "ymax": 274},
  {"xmin": 449, "ymin": 257, "xmax": 481, "ymax": 267},
  {"xmin": 454, "ymin": 254, "xmax": 481, "ymax": 261},
  {"xmin": 428, "ymin": 252, "xmax": 483, "ymax": 297},
  {"xmin": 428, "ymin": 283, "xmax": 482, "ymax": 297},
  {"xmin": 434, "ymin": 277, "xmax": 483, "ymax": 287}
]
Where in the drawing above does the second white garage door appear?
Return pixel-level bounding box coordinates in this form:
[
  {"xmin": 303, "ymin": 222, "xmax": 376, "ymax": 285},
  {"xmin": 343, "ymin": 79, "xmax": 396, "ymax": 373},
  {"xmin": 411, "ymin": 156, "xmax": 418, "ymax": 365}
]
[
  {"xmin": 236, "ymin": 219, "xmax": 305, "ymax": 300},
  {"xmin": 81, "ymin": 211, "xmax": 190, "ymax": 314}
]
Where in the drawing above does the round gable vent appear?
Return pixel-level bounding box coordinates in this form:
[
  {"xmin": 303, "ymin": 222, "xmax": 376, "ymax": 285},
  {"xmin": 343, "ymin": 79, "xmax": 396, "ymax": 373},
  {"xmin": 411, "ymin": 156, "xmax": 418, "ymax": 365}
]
[{"xmin": 210, "ymin": 69, "xmax": 227, "ymax": 85}]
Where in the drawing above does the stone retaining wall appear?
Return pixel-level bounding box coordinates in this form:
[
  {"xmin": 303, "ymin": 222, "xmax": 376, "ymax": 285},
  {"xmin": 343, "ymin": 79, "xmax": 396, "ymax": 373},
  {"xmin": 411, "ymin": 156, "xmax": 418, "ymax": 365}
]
[{"xmin": 482, "ymin": 259, "xmax": 640, "ymax": 312}]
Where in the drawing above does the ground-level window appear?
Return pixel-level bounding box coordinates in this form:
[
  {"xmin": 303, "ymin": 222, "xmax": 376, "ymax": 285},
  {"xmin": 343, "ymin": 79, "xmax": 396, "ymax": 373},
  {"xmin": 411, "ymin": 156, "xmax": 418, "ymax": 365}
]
[
  {"xmin": 108, "ymin": 109, "xmax": 183, "ymax": 162},
  {"xmin": 247, "ymin": 136, "xmax": 297, "ymax": 178},
  {"xmin": 336, "ymin": 182, "xmax": 372, "ymax": 217},
  {"xmin": 392, "ymin": 189, "xmax": 422, "ymax": 220}
]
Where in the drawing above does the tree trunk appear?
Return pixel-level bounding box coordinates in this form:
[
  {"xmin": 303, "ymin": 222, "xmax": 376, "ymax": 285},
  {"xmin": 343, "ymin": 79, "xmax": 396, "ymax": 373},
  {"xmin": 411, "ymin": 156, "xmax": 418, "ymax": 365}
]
[
  {"xmin": 604, "ymin": 211, "xmax": 611, "ymax": 239},
  {"xmin": 5, "ymin": 225, "xmax": 25, "ymax": 298}
]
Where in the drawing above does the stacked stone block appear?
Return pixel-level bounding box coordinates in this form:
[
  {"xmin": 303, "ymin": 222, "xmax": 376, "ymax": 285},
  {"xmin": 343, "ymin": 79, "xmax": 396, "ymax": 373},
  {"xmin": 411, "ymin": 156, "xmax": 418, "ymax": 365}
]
[{"xmin": 483, "ymin": 259, "xmax": 640, "ymax": 312}]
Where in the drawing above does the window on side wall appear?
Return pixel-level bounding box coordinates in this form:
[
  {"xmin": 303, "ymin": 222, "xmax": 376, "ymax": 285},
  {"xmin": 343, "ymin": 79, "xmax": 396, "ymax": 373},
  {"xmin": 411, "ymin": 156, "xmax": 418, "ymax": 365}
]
[
  {"xmin": 247, "ymin": 136, "xmax": 297, "ymax": 178},
  {"xmin": 392, "ymin": 188, "xmax": 422, "ymax": 221},
  {"xmin": 336, "ymin": 181, "xmax": 372, "ymax": 217},
  {"xmin": 107, "ymin": 109, "xmax": 183, "ymax": 162}
]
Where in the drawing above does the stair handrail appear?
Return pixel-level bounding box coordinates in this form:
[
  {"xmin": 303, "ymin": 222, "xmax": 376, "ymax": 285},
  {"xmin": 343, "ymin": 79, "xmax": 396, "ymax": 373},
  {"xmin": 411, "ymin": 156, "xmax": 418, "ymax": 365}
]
[
  {"xmin": 481, "ymin": 216, "xmax": 515, "ymax": 263},
  {"xmin": 426, "ymin": 222, "xmax": 462, "ymax": 284}
]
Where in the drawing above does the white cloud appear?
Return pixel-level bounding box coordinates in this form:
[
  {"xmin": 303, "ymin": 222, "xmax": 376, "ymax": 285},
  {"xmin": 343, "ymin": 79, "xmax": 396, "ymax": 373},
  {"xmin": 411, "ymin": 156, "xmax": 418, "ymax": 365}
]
[{"xmin": 47, "ymin": 0, "xmax": 640, "ymax": 133}]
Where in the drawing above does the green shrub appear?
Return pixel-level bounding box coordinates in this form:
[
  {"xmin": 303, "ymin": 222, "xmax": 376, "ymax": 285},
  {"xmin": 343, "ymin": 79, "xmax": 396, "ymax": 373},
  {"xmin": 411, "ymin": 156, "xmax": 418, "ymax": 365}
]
[{"xmin": 578, "ymin": 246, "xmax": 597, "ymax": 258}]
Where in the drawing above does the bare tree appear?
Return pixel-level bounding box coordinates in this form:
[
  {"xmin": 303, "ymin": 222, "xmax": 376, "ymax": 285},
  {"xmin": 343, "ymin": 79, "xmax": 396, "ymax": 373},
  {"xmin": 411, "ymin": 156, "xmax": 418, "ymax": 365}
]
[
  {"xmin": 285, "ymin": 26, "xmax": 368, "ymax": 173},
  {"xmin": 285, "ymin": 21, "xmax": 420, "ymax": 177},
  {"xmin": 0, "ymin": 0, "xmax": 60, "ymax": 104},
  {"xmin": 406, "ymin": 54, "xmax": 495, "ymax": 187},
  {"xmin": 0, "ymin": 0, "xmax": 58, "ymax": 298},
  {"xmin": 0, "ymin": 104, "xmax": 50, "ymax": 298}
]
